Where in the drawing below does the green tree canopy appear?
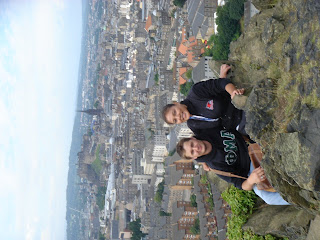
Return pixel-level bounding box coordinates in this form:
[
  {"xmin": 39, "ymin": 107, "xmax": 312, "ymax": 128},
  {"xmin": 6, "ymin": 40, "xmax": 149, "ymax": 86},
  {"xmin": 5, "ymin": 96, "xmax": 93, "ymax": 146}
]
[
  {"xmin": 190, "ymin": 194, "xmax": 197, "ymax": 207},
  {"xmin": 185, "ymin": 69, "xmax": 192, "ymax": 79},
  {"xmin": 190, "ymin": 218, "xmax": 200, "ymax": 235},
  {"xmin": 173, "ymin": 0, "xmax": 186, "ymax": 8},
  {"xmin": 180, "ymin": 80, "xmax": 194, "ymax": 96},
  {"xmin": 128, "ymin": 218, "xmax": 147, "ymax": 240},
  {"xmin": 204, "ymin": 0, "xmax": 245, "ymax": 60},
  {"xmin": 159, "ymin": 210, "xmax": 172, "ymax": 216},
  {"xmin": 154, "ymin": 181, "xmax": 165, "ymax": 203},
  {"xmin": 96, "ymin": 186, "xmax": 106, "ymax": 210}
]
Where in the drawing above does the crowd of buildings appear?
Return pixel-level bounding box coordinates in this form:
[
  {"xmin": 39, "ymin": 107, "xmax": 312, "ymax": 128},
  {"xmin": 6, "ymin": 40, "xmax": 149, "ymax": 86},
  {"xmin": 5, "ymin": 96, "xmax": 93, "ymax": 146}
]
[{"xmin": 72, "ymin": 0, "xmax": 245, "ymax": 239}]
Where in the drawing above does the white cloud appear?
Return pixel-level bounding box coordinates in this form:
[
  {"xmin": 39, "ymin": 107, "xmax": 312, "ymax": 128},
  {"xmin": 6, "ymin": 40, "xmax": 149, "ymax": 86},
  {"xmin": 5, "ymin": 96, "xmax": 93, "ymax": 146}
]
[{"xmin": 0, "ymin": 1, "xmax": 81, "ymax": 239}]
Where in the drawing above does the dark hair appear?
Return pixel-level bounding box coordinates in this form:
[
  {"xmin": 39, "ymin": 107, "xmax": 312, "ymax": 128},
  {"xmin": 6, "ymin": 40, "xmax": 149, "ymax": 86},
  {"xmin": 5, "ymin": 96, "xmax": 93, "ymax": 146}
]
[
  {"xmin": 176, "ymin": 138, "xmax": 193, "ymax": 159},
  {"xmin": 161, "ymin": 103, "xmax": 175, "ymax": 124}
]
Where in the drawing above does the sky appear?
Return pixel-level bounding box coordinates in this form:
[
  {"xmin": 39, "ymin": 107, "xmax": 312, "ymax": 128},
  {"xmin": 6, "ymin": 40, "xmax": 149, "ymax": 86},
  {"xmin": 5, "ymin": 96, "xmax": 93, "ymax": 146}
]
[{"xmin": 0, "ymin": 0, "xmax": 82, "ymax": 239}]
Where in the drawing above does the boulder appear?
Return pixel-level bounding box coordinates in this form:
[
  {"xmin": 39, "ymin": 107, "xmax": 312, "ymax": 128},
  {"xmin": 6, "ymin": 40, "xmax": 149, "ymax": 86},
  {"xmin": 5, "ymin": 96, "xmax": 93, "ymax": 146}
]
[
  {"xmin": 243, "ymin": 205, "xmax": 314, "ymax": 239},
  {"xmin": 226, "ymin": 0, "xmax": 320, "ymax": 213},
  {"xmin": 306, "ymin": 215, "xmax": 320, "ymax": 240}
]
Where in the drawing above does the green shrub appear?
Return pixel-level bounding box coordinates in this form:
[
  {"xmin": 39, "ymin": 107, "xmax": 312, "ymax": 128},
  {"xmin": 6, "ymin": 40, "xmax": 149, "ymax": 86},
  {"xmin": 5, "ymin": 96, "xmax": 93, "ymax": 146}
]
[
  {"xmin": 180, "ymin": 80, "xmax": 194, "ymax": 96},
  {"xmin": 222, "ymin": 185, "xmax": 286, "ymax": 240},
  {"xmin": 91, "ymin": 144, "xmax": 102, "ymax": 175},
  {"xmin": 190, "ymin": 194, "xmax": 197, "ymax": 207},
  {"xmin": 154, "ymin": 181, "xmax": 165, "ymax": 203},
  {"xmin": 173, "ymin": 0, "xmax": 186, "ymax": 8},
  {"xmin": 190, "ymin": 218, "xmax": 200, "ymax": 235},
  {"xmin": 205, "ymin": 0, "xmax": 245, "ymax": 60}
]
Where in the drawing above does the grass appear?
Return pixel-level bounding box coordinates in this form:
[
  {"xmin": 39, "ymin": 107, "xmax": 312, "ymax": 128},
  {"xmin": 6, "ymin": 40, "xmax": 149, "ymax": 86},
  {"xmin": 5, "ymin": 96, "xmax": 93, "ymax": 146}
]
[
  {"xmin": 266, "ymin": 62, "xmax": 281, "ymax": 79},
  {"xmin": 92, "ymin": 144, "xmax": 102, "ymax": 175},
  {"xmin": 240, "ymin": 17, "xmax": 245, "ymax": 33},
  {"xmin": 222, "ymin": 185, "xmax": 287, "ymax": 240}
]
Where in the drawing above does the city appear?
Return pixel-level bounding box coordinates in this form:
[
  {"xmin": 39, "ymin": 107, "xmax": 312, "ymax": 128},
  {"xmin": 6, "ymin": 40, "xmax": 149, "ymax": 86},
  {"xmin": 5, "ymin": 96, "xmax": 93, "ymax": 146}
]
[{"xmin": 66, "ymin": 0, "xmax": 258, "ymax": 239}]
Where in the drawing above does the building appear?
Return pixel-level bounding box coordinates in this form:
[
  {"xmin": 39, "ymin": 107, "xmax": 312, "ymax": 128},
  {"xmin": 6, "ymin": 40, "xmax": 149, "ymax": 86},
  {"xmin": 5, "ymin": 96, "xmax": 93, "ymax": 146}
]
[
  {"xmin": 192, "ymin": 56, "xmax": 218, "ymax": 83},
  {"xmin": 132, "ymin": 174, "xmax": 152, "ymax": 184},
  {"xmin": 187, "ymin": 0, "xmax": 217, "ymax": 40}
]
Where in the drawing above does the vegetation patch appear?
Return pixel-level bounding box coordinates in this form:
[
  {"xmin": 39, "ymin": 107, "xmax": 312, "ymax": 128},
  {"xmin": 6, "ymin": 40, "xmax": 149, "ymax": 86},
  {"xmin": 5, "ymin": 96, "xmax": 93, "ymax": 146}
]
[
  {"xmin": 96, "ymin": 186, "xmax": 106, "ymax": 211},
  {"xmin": 200, "ymin": 175, "xmax": 214, "ymax": 210},
  {"xmin": 159, "ymin": 210, "xmax": 172, "ymax": 216},
  {"xmin": 180, "ymin": 80, "xmax": 194, "ymax": 96},
  {"xmin": 173, "ymin": 0, "xmax": 186, "ymax": 8},
  {"xmin": 222, "ymin": 185, "xmax": 287, "ymax": 240},
  {"xmin": 190, "ymin": 218, "xmax": 200, "ymax": 235},
  {"xmin": 190, "ymin": 194, "xmax": 197, "ymax": 207},
  {"xmin": 185, "ymin": 69, "xmax": 192, "ymax": 80},
  {"xmin": 91, "ymin": 144, "xmax": 102, "ymax": 175},
  {"xmin": 129, "ymin": 218, "xmax": 148, "ymax": 240},
  {"xmin": 204, "ymin": 0, "xmax": 245, "ymax": 60},
  {"xmin": 154, "ymin": 73, "xmax": 159, "ymax": 85},
  {"xmin": 155, "ymin": 181, "xmax": 165, "ymax": 203}
]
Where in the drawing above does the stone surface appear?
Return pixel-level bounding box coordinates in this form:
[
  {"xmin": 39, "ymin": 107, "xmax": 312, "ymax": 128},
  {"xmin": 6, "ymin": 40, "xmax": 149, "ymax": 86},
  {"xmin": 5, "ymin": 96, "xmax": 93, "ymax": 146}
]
[
  {"xmin": 207, "ymin": 171, "xmax": 231, "ymax": 193},
  {"xmin": 231, "ymin": 95, "xmax": 248, "ymax": 110},
  {"xmin": 225, "ymin": 0, "xmax": 320, "ymax": 214},
  {"xmin": 306, "ymin": 215, "xmax": 320, "ymax": 240},
  {"xmin": 243, "ymin": 205, "xmax": 314, "ymax": 239}
]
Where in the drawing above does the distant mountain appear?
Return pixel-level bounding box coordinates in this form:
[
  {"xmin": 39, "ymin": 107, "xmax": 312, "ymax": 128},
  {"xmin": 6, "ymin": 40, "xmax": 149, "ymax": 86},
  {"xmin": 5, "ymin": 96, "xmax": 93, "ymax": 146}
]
[{"xmin": 65, "ymin": 0, "xmax": 90, "ymax": 239}]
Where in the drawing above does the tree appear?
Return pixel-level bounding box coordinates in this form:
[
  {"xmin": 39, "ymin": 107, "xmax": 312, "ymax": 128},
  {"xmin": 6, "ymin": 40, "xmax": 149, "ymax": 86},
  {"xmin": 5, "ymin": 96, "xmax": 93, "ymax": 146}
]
[
  {"xmin": 173, "ymin": 0, "xmax": 186, "ymax": 8},
  {"xmin": 228, "ymin": 0, "xmax": 245, "ymax": 20},
  {"xmin": 96, "ymin": 186, "xmax": 106, "ymax": 210},
  {"xmin": 128, "ymin": 218, "xmax": 147, "ymax": 240},
  {"xmin": 94, "ymin": 100, "xmax": 100, "ymax": 108},
  {"xmin": 185, "ymin": 69, "xmax": 192, "ymax": 79},
  {"xmin": 190, "ymin": 194, "xmax": 197, "ymax": 207},
  {"xmin": 99, "ymin": 232, "xmax": 106, "ymax": 240},
  {"xmin": 180, "ymin": 80, "xmax": 194, "ymax": 96},
  {"xmin": 154, "ymin": 181, "xmax": 165, "ymax": 203},
  {"xmin": 154, "ymin": 73, "xmax": 159, "ymax": 85},
  {"xmin": 168, "ymin": 149, "xmax": 176, "ymax": 156},
  {"xmin": 206, "ymin": 1, "xmax": 245, "ymax": 60},
  {"xmin": 159, "ymin": 210, "xmax": 172, "ymax": 216},
  {"xmin": 190, "ymin": 218, "xmax": 200, "ymax": 235}
]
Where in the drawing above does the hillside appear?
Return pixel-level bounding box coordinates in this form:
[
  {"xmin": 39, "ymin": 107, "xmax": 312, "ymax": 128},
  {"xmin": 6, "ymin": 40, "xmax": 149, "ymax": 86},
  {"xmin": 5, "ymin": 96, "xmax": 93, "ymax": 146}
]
[{"xmin": 218, "ymin": 0, "xmax": 320, "ymax": 238}]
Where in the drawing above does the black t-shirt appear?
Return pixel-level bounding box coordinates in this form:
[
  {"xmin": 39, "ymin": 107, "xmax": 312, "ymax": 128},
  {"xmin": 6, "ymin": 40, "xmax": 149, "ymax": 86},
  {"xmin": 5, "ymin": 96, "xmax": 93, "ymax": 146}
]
[
  {"xmin": 181, "ymin": 78, "xmax": 244, "ymax": 135},
  {"xmin": 195, "ymin": 128, "xmax": 250, "ymax": 189}
]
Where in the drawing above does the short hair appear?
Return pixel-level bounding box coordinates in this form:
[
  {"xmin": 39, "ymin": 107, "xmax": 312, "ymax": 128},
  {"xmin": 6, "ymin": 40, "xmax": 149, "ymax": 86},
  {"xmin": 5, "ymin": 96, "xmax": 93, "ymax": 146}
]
[
  {"xmin": 176, "ymin": 138, "xmax": 193, "ymax": 160},
  {"xmin": 161, "ymin": 103, "xmax": 175, "ymax": 124}
]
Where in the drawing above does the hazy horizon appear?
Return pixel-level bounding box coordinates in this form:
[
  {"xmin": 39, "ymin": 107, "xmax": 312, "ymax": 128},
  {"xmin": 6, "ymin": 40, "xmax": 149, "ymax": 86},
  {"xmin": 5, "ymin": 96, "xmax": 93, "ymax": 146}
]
[{"xmin": 0, "ymin": 0, "xmax": 82, "ymax": 239}]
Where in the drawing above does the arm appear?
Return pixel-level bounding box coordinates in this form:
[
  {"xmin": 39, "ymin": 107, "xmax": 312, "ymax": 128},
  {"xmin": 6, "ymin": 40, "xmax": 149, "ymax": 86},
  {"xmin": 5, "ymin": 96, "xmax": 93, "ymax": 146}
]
[
  {"xmin": 219, "ymin": 64, "xmax": 231, "ymax": 78},
  {"xmin": 241, "ymin": 167, "xmax": 266, "ymax": 191},
  {"xmin": 220, "ymin": 64, "xmax": 245, "ymax": 99},
  {"xmin": 199, "ymin": 162, "xmax": 210, "ymax": 171},
  {"xmin": 225, "ymin": 83, "xmax": 245, "ymax": 99},
  {"xmin": 192, "ymin": 78, "xmax": 231, "ymax": 99}
]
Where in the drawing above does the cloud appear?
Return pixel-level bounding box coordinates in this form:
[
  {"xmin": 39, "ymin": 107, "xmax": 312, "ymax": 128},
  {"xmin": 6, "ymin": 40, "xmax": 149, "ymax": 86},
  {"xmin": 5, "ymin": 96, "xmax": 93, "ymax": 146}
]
[{"xmin": 0, "ymin": 1, "xmax": 80, "ymax": 239}]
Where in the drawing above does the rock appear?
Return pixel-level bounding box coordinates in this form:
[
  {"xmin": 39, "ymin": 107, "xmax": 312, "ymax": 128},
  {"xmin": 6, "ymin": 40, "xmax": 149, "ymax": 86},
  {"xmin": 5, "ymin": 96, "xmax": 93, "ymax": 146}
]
[
  {"xmin": 251, "ymin": 0, "xmax": 278, "ymax": 11},
  {"xmin": 243, "ymin": 205, "xmax": 314, "ymax": 239},
  {"xmin": 306, "ymin": 215, "xmax": 320, "ymax": 240},
  {"xmin": 207, "ymin": 171, "xmax": 231, "ymax": 193},
  {"xmin": 262, "ymin": 17, "xmax": 284, "ymax": 44},
  {"xmin": 226, "ymin": 0, "xmax": 320, "ymax": 214},
  {"xmin": 231, "ymin": 95, "xmax": 248, "ymax": 110}
]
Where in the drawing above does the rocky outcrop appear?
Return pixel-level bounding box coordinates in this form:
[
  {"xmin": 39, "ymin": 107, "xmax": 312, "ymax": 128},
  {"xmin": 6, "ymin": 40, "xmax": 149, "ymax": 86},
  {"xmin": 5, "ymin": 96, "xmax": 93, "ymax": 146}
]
[
  {"xmin": 227, "ymin": 0, "xmax": 320, "ymax": 213},
  {"xmin": 243, "ymin": 205, "xmax": 314, "ymax": 239}
]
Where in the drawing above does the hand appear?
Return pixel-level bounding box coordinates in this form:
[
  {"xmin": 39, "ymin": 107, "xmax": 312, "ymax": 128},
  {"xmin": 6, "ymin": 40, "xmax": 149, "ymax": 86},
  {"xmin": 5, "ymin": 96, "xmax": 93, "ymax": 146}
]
[
  {"xmin": 219, "ymin": 64, "xmax": 231, "ymax": 78},
  {"xmin": 248, "ymin": 167, "xmax": 266, "ymax": 185},
  {"xmin": 202, "ymin": 163, "xmax": 210, "ymax": 171},
  {"xmin": 230, "ymin": 88, "xmax": 245, "ymax": 99}
]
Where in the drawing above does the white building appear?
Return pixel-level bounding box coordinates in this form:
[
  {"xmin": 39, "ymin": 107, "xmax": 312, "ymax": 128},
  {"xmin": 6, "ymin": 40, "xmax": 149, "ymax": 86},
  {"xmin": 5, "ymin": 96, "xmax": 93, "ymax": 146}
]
[
  {"xmin": 132, "ymin": 175, "xmax": 152, "ymax": 184},
  {"xmin": 176, "ymin": 122, "xmax": 193, "ymax": 139},
  {"xmin": 141, "ymin": 158, "xmax": 156, "ymax": 174}
]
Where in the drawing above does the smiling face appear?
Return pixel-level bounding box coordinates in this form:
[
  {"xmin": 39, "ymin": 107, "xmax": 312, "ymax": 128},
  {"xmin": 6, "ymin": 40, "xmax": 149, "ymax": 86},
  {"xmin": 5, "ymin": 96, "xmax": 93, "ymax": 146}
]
[
  {"xmin": 182, "ymin": 138, "xmax": 212, "ymax": 159},
  {"xmin": 164, "ymin": 103, "xmax": 191, "ymax": 124}
]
